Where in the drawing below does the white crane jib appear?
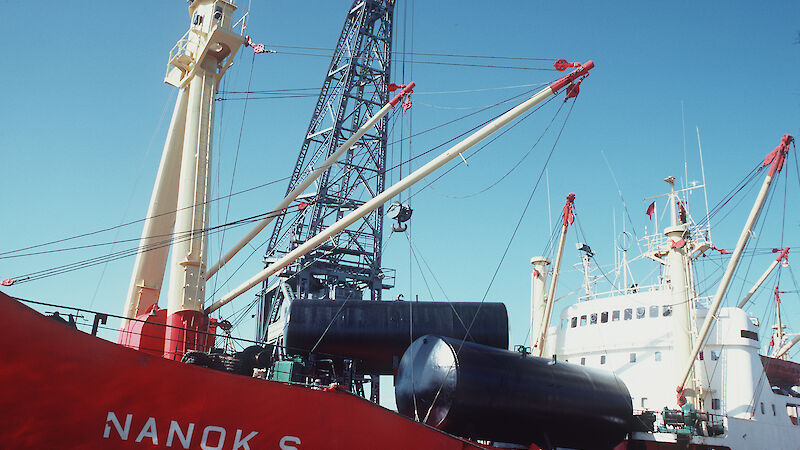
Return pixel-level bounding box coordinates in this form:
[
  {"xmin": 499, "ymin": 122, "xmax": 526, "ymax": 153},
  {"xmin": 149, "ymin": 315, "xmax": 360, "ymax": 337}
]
[
  {"xmin": 675, "ymin": 134, "xmax": 793, "ymax": 401},
  {"xmin": 205, "ymin": 61, "xmax": 596, "ymax": 314}
]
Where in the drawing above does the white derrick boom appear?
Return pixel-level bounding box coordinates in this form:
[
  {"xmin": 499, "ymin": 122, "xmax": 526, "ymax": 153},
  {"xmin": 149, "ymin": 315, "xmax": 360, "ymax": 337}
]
[
  {"xmin": 205, "ymin": 61, "xmax": 596, "ymax": 314},
  {"xmin": 676, "ymin": 134, "xmax": 793, "ymax": 398},
  {"xmin": 737, "ymin": 247, "xmax": 789, "ymax": 309},
  {"xmin": 533, "ymin": 193, "xmax": 575, "ymax": 357}
]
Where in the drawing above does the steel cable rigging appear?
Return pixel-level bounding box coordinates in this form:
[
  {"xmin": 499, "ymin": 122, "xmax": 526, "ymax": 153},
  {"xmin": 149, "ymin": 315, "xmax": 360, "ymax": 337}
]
[{"xmin": 421, "ymin": 95, "xmax": 579, "ymax": 423}]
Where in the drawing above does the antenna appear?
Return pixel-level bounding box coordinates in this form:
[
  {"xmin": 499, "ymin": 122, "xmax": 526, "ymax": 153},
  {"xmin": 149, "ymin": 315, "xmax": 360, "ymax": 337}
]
[
  {"xmin": 681, "ymin": 101, "xmax": 688, "ymax": 189},
  {"xmin": 612, "ymin": 207, "xmax": 617, "ymax": 283},
  {"xmin": 546, "ymin": 168, "xmax": 553, "ymax": 232},
  {"xmin": 600, "ymin": 150, "xmax": 643, "ymax": 254},
  {"xmin": 696, "ymin": 126, "xmax": 711, "ymax": 241}
]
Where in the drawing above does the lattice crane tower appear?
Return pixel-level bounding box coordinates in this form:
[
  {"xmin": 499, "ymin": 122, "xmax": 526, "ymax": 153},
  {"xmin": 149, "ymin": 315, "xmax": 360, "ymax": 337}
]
[{"xmin": 258, "ymin": 0, "xmax": 396, "ymax": 339}]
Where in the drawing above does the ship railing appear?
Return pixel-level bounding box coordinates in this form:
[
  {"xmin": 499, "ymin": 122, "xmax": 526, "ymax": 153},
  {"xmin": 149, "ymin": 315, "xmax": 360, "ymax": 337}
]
[
  {"xmin": 231, "ymin": 5, "xmax": 249, "ymax": 36},
  {"xmin": 379, "ymin": 267, "xmax": 396, "ymax": 289},
  {"xmin": 579, "ymin": 282, "xmax": 663, "ymax": 302},
  {"xmin": 641, "ymin": 223, "xmax": 712, "ymax": 255},
  {"xmin": 167, "ymin": 30, "xmax": 196, "ymax": 75},
  {"xmin": 166, "ymin": 2, "xmax": 249, "ymax": 80}
]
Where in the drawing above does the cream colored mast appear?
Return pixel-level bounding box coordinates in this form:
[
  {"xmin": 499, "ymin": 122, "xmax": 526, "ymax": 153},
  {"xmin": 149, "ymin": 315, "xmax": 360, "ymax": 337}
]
[
  {"xmin": 662, "ymin": 176, "xmax": 696, "ymax": 402},
  {"xmin": 530, "ymin": 256, "xmax": 551, "ymax": 347},
  {"xmin": 121, "ymin": 91, "xmax": 188, "ymax": 324},
  {"xmin": 120, "ymin": 1, "xmax": 245, "ymax": 348}
]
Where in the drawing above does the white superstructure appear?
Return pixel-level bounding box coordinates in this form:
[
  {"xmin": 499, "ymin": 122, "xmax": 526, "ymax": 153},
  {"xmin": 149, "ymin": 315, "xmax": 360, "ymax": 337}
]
[{"xmin": 532, "ymin": 136, "xmax": 800, "ymax": 448}]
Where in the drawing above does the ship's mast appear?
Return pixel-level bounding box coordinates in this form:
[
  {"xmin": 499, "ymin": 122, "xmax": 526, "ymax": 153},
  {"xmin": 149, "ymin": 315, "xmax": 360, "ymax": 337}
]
[
  {"xmin": 530, "ymin": 256, "xmax": 551, "ymax": 345},
  {"xmin": 661, "ymin": 176, "xmax": 697, "ymax": 404},
  {"xmin": 120, "ymin": 0, "xmax": 245, "ymax": 360}
]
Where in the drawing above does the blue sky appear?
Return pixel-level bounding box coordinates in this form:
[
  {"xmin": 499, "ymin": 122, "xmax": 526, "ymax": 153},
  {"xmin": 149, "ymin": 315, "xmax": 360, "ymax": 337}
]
[{"xmin": 2, "ymin": 0, "xmax": 800, "ymax": 375}]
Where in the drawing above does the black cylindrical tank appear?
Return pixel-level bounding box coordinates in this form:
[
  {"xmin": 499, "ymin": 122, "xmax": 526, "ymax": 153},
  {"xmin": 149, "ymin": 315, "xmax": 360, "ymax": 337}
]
[
  {"xmin": 395, "ymin": 335, "xmax": 634, "ymax": 449},
  {"xmin": 284, "ymin": 301, "xmax": 508, "ymax": 374}
]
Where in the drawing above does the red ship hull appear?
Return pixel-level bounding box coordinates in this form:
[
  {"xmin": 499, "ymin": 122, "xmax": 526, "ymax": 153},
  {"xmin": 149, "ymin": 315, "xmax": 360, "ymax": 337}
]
[{"xmin": 0, "ymin": 291, "xmax": 487, "ymax": 449}]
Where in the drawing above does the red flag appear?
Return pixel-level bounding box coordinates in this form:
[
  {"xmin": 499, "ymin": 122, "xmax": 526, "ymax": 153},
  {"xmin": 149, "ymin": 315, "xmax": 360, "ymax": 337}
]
[
  {"xmin": 678, "ymin": 201, "xmax": 687, "ymax": 224},
  {"xmin": 712, "ymin": 245, "xmax": 730, "ymax": 255},
  {"xmin": 646, "ymin": 201, "xmax": 655, "ymax": 219}
]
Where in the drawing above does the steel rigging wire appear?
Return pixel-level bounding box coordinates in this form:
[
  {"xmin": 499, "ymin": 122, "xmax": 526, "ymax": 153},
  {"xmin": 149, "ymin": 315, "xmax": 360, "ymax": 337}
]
[
  {"xmin": 405, "ymin": 93, "xmax": 560, "ymax": 202},
  {"xmin": 3, "ymin": 86, "xmax": 549, "ymax": 288},
  {"xmin": 217, "ymin": 82, "xmax": 550, "ymax": 102},
  {"xmin": 270, "ymin": 49, "xmax": 559, "ymax": 72},
  {"xmin": 0, "ymin": 175, "xmax": 291, "ymax": 258},
  {"xmin": 427, "ymin": 98, "xmax": 566, "ymax": 199},
  {"xmin": 265, "ymin": 44, "xmax": 559, "ymax": 62},
  {"xmin": 213, "ymin": 52, "xmax": 259, "ymax": 313},
  {"xmin": 5, "ymin": 205, "xmax": 307, "ymax": 284},
  {"xmin": 2, "ymin": 87, "xmax": 535, "ymax": 261},
  {"xmin": 421, "ymin": 95, "xmax": 578, "ymax": 423}
]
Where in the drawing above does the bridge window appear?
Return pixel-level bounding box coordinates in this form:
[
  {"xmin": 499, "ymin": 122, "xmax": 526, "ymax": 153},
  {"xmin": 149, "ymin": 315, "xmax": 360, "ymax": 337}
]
[
  {"xmin": 787, "ymin": 404, "xmax": 799, "ymax": 426},
  {"xmin": 649, "ymin": 306, "xmax": 659, "ymax": 318},
  {"xmin": 654, "ymin": 351, "xmax": 662, "ymax": 362},
  {"xmin": 629, "ymin": 353, "xmax": 636, "ymax": 363},
  {"xmin": 612, "ymin": 310, "xmax": 620, "ymax": 321},
  {"xmin": 624, "ymin": 308, "xmax": 633, "ymax": 320},
  {"xmin": 662, "ymin": 305, "xmax": 672, "ymax": 316},
  {"xmin": 580, "ymin": 315, "xmax": 587, "ymax": 326},
  {"xmin": 570, "ymin": 317, "xmax": 577, "ymax": 328},
  {"xmin": 711, "ymin": 350, "xmax": 719, "ymax": 361},
  {"xmin": 590, "ymin": 313, "xmax": 598, "ymax": 325},
  {"xmin": 600, "ymin": 355, "xmax": 606, "ymax": 365},
  {"xmin": 636, "ymin": 307, "xmax": 646, "ymax": 319},
  {"xmin": 712, "ymin": 398, "xmax": 721, "ymax": 410},
  {"xmin": 580, "ymin": 357, "xmax": 586, "ymax": 366},
  {"xmin": 601, "ymin": 312, "xmax": 609, "ymax": 323}
]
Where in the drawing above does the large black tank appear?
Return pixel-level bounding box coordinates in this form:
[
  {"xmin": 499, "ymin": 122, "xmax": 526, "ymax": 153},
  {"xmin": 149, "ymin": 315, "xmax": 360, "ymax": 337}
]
[
  {"xmin": 395, "ymin": 335, "xmax": 634, "ymax": 449},
  {"xmin": 283, "ymin": 301, "xmax": 508, "ymax": 374}
]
